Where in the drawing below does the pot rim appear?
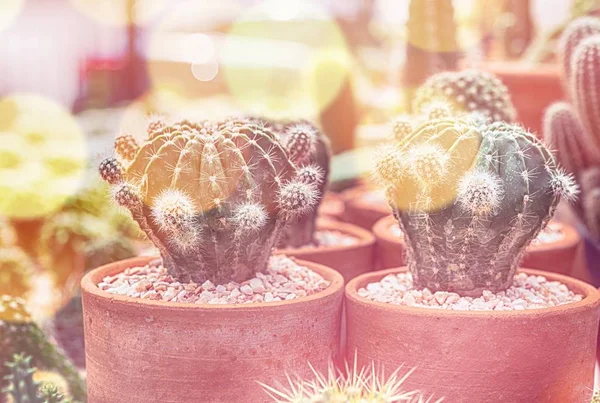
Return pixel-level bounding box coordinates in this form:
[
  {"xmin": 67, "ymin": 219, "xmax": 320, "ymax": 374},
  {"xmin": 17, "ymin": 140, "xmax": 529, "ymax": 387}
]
[
  {"xmin": 340, "ymin": 185, "xmax": 390, "ymax": 214},
  {"xmin": 346, "ymin": 267, "xmax": 600, "ymax": 318},
  {"xmin": 373, "ymin": 215, "xmax": 580, "ymax": 253},
  {"xmin": 276, "ymin": 220, "xmax": 375, "ymax": 256},
  {"xmin": 82, "ymin": 255, "xmax": 344, "ymax": 311}
]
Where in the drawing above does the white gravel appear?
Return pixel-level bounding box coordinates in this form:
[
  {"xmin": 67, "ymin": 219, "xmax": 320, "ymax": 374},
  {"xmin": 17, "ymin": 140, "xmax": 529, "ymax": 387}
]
[
  {"xmin": 358, "ymin": 272, "xmax": 582, "ymax": 311},
  {"xmin": 98, "ymin": 256, "xmax": 330, "ymax": 304}
]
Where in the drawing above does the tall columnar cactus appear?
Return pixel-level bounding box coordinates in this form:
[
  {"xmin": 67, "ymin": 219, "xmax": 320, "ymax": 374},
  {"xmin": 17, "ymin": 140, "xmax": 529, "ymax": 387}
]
[
  {"xmin": 403, "ymin": 0, "xmax": 459, "ymax": 111},
  {"xmin": 99, "ymin": 118, "xmax": 321, "ymax": 283},
  {"xmin": 375, "ymin": 118, "xmax": 576, "ymax": 295},
  {"xmin": 2, "ymin": 354, "xmax": 72, "ymax": 403},
  {"xmin": 0, "ymin": 296, "xmax": 85, "ymax": 401},
  {"xmin": 413, "ymin": 69, "xmax": 517, "ymax": 124},
  {"xmin": 571, "ymin": 35, "xmax": 600, "ymax": 145},
  {"xmin": 543, "ymin": 102, "xmax": 600, "ymax": 175},
  {"xmin": 558, "ymin": 17, "xmax": 600, "ymax": 87}
]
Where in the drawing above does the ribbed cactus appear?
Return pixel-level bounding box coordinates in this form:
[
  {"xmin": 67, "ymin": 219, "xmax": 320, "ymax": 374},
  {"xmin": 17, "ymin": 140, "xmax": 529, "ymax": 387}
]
[
  {"xmin": 0, "ymin": 296, "xmax": 85, "ymax": 401},
  {"xmin": 2, "ymin": 354, "xmax": 72, "ymax": 403},
  {"xmin": 264, "ymin": 120, "xmax": 331, "ymax": 248},
  {"xmin": 99, "ymin": 118, "xmax": 321, "ymax": 283},
  {"xmin": 413, "ymin": 69, "xmax": 517, "ymax": 124},
  {"xmin": 543, "ymin": 102, "xmax": 600, "ymax": 175},
  {"xmin": 571, "ymin": 35, "xmax": 600, "ymax": 145},
  {"xmin": 375, "ymin": 118, "xmax": 576, "ymax": 295},
  {"xmin": 403, "ymin": 0, "xmax": 459, "ymax": 112},
  {"xmin": 558, "ymin": 17, "xmax": 600, "ymax": 86}
]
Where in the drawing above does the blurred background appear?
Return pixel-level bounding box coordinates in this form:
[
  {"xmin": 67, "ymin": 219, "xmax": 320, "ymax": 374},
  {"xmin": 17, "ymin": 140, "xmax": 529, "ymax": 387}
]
[{"xmin": 0, "ymin": 0, "xmax": 597, "ymax": 394}]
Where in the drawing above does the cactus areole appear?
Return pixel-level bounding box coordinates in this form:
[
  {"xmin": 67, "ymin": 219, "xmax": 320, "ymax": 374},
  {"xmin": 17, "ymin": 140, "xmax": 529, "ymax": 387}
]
[
  {"xmin": 375, "ymin": 118, "xmax": 577, "ymax": 295},
  {"xmin": 99, "ymin": 118, "xmax": 322, "ymax": 284}
]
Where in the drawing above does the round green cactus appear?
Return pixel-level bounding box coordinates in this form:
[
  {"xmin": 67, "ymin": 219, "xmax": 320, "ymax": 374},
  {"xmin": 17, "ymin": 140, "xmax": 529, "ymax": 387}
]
[{"xmin": 375, "ymin": 118, "xmax": 577, "ymax": 295}]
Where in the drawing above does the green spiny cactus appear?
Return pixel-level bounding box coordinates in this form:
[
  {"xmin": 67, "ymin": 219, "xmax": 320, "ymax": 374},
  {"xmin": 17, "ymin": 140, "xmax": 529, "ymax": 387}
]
[
  {"xmin": 413, "ymin": 69, "xmax": 517, "ymax": 124},
  {"xmin": 375, "ymin": 118, "xmax": 577, "ymax": 295},
  {"xmin": 558, "ymin": 17, "xmax": 600, "ymax": 87},
  {"xmin": 571, "ymin": 35, "xmax": 600, "ymax": 145},
  {"xmin": 99, "ymin": 118, "xmax": 322, "ymax": 283},
  {"xmin": 0, "ymin": 296, "xmax": 86, "ymax": 402},
  {"xmin": 260, "ymin": 359, "xmax": 441, "ymax": 403},
  {"xmin": 543, "ymin": 102, "xmax": 600, "ymax": 175},
  {"xmin": 2, "ymin": 354, "xmax": 72, "ymax": 403},
  {"xmin": 403, "ymin": 0, "xmax": 459, "ymax": 112},
  {"xmin": 256, "ymin": 119, "xmax": 331, "ymax": 248}
]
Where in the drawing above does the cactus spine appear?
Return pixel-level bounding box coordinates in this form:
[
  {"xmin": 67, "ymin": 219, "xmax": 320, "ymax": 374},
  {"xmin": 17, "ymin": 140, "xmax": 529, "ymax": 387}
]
[
  {"xmin": 0, "ymin": 296, "xmax": 85, "ymax": 401},
  {"xmin": 558, "ymin": 17, "xmax": 600, "ymax": 87},
  {"xmin": 375, "ymin": 118, "xmax": 576, "ymax": 295},
  {"xmin": 413, "ymin": 69, "xmax": 517, "ymax": 124},
  {"xmin": 99, "ymin": 118, "xmax": 321, "ymax": 283},
  {"xmin": 403, "ymin": 0, "xmax": 459, "ymax": 111}
]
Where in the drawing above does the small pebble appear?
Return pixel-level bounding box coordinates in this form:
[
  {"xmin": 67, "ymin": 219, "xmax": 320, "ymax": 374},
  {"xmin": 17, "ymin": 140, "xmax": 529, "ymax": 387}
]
[{"xmin": 358, "ymin": 272, "xmax": 582, "ymax": 311}]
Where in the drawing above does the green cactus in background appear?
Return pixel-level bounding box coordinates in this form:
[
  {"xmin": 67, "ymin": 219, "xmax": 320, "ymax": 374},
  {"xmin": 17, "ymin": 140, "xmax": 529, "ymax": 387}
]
[
  {"xmin": 375, "ymin": 118, "xmax": 576, "ymax": 295},
  {"xmin": 413, "ymin": 69, "xmax": 517, "ymax": 124},
  {"xmin": 99, "ymin": 117, "xmax": 322, "ymax": 283},
  {"xmin": 2, "ymin": 354, "xmax": 72, "ymax": 403},
  {"xmin": 0, "ymin": 296, "xmax": 85, "ymax": 402},
  {"xmin": 403, "ymin": 0, "xmax": 459, "ymax": 112}
]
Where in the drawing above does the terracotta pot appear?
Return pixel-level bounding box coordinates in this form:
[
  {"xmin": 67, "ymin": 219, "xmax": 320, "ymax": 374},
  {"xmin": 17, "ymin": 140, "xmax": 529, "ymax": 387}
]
[
  {"xmin": 521, "ymin": 221, "xmax": 581, "ymax": 275},
  {"xmin": 318, "ymin": 192, "xmax": 345, "ymax": 222},
  {"xmin": 276, "ymin": 221, "xmax": 375, "ymax": 283},
  {"xmin": 346, "ymin": 267, "xmax": 600, "ymax": 403},
  {"xmin": 484, "ymin": 62, "xmax": 564, "ymax": 137},
  {"xmin": 373, "ymin": 216, "xmax": 581, "ymax": 276},
  {"xmin": 82, "ymin": 256, "xmax": 344, "ymax": 403},
  {"xmin": 341, "ymin": 185, "xmax": 391, "ymax": 230},
  {"xmin": 372, "ymin": 215, "xmax": 405, "ymax": 270}
]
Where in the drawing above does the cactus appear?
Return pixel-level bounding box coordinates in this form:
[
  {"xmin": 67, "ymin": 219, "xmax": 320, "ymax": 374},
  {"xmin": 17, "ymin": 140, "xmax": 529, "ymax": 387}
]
[
  {"xmin": 260, "ymin": 359, "xmax": 440, "ymax": 403},
  {"xmin": 403, "ymin": 0, "xmax": 459, "ymax": 111},
  {"xmin": 254, "ymin": 120, "xmax": 331, "ymax": 248},
  {"xmin": 375, "ymin": 118, "xmax": 576, "ymax": 295},
  {"xmin": 0, "ymin": 296, "xmax": 86, "ymax": 401},
  {"xmin": 558, "ymin": 17, "xmax": 600, "ymax": 87},
  {"xmin": 413, "ymin": 70, "xmax": 517, "ymax": 124},
  {"xmin": 543, "ymin": 102, "xmax": 600, "ymax": 175},
  {"xmin": 99, "ymin": 118, "xmax": 321, "ymax": 284},
  {"xmin": 2, "ymin": 354, "xmax": 72, "ymax": 403},
  {"xmin": 571, "ymin": 35, "xmax": 600, "ymax": 145},
  {"xmin": 502, "ymin": 0, "xmax": 534, "ymax": 59}
]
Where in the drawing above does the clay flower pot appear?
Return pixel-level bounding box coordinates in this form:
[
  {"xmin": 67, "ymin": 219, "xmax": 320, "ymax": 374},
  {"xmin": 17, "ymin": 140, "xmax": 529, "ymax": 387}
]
[
  {"xmin": 318, "ymin": 192, "xmax": 345, "ymax": 222},
  {"xmin": 82, "ymin": 256, "xmax": 344, "ymax": 403},
  {"xmin": 484, "ymin": 62, "xmax": 564, "ymax": 136},
  {"xmin": 346, "ymin": 267, "xmax": 600, "ymax": 403},
  {"xmin": 341, "ymin": 185, "xmax": 390, "ymax": 230},
  {"xmin": 373, "ymin": 216, "xmax": 581, "ymax": 275},
  {"xmin": 277, "ymin": 221, "xmax": 376, "ymax": 283}
]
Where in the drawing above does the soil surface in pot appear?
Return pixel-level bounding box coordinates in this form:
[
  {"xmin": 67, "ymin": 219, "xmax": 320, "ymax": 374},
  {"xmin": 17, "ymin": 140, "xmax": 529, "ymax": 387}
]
[
  {"xmin": 297, "ymin": 229, "xmax": 358, "ymax": 248},
  {"xmin": 358, "ymin": 272, "xmax": 582, "ymax": 311},
  {"xmin": 98, "ymin": 256, "xmax": 330, "ymax": 304}
]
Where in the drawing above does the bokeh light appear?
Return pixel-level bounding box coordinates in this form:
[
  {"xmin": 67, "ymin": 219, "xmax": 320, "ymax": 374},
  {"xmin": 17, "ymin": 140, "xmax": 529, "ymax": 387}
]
[
  {"xmin": 69, "ymin": 0, "xmax": 166, "ymax": 26},
  {"xmin": 0, "ymin": 94, "xmax": 88, "ymax": 219},
  {"xmin": 0, "ymin": 0, "xmax": 24, "ymax": 32},
  {"xmin": 221, "ymin": 0, "xmax": 352, "ymax": 120}
]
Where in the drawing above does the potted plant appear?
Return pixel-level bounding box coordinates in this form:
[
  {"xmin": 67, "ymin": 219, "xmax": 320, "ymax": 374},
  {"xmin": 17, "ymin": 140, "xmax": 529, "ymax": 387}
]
[
  {"xmin": 346, "ymin": 115, "xmax": 599, "ymax": 402},
  {"xmin": 341, "ymin": 184, "xmax": 391, "ymax": 230},
  {"xmin": 83, "ymin": 118, "xmax": 344, "ymax": 402},
  {"xmin": 266, "ymin": 121, "xmax": 375, "ymax": 282},
  {"xmin": 373, "ymin": 215, "xmax": 581, "ymax": 275}
]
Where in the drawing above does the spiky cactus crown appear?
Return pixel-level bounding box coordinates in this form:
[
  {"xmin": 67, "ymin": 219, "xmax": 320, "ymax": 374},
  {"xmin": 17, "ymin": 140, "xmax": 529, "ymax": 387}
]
[
  {"xmin": 99, "ymin": 118, "xmax": 321, "ymax": 283},
  {"xmin": 375, "ymin": 118, "xmax": 576, "ymax": 295},
  {"xmin": 413, "ymin": 69, "xmax": 517, "ymax": 124}
]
